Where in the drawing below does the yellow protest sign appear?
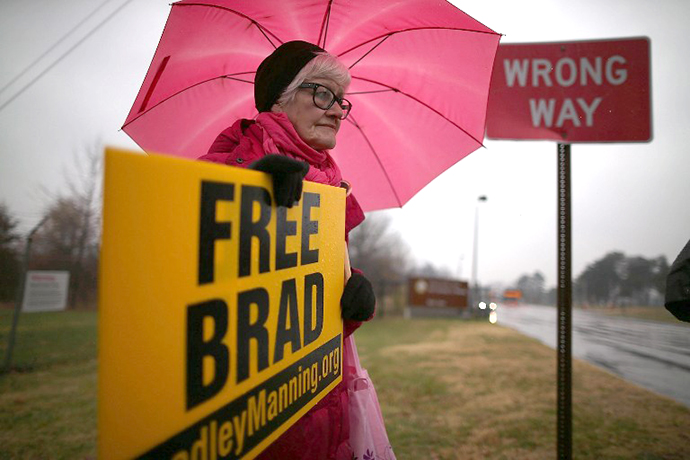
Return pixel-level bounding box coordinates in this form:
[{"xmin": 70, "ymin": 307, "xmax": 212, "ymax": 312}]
[{"xmin": 98, "ymin": 148, "xmax": 345, "ymax": 460}]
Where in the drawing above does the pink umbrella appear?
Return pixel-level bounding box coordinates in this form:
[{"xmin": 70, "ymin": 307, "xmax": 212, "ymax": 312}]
[{"xmin": 122, "ymin": 0, "xmax": 500, "ymax": 211}]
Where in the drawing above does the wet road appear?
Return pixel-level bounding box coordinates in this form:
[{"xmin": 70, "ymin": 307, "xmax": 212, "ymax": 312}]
[{"xmin": 497, "ymin": 304, "xmax": 690, "ymax": 407}]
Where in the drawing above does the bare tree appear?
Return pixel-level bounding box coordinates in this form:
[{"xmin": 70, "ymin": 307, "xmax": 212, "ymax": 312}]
[
  {"xmin": 348, "ymin": 212, "xmax": 412, "ymax": 312},
  {"xmin": 32, "ymin": 145, "xmax": 102, "ymax": 308},
  {"xmin": 515, "ymin": 271, "xmax": 546, "ymax": 304},
  {"xmin": 410, "ymin": 262, "xmax": 455, "ymax": 279}
]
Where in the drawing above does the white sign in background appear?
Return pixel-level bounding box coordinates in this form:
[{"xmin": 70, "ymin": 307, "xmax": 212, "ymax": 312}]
[{"xmin": 21, "ymin": 270, "xmax": 70, "ymax": 312}]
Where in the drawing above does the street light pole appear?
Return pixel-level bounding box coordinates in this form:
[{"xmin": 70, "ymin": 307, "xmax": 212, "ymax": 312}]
[{"xmin": 471, "ymin": 195, "xmax": 487, "ymax": 306}]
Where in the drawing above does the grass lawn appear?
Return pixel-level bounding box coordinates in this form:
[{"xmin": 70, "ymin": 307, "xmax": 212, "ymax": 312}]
[
  {"xmin": 356, "ymin": 318, "xmax": 690, "ymax": 460},
  {"xmin": 1, "ymin": 310, "xmax": 689, "ymax": 459},
  {"xmin": 0, "ymin": 310, "xmax": 98, "ymax": 459}
]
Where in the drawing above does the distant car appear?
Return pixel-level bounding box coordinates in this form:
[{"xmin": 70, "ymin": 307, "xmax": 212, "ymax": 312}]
[
  {"xmin": 477, "ymin": 301, "xmax": 498, "ymax": 310},
  {"xmin": 476, "ymin": 301, "xmax": 498, "ymax": 321}
]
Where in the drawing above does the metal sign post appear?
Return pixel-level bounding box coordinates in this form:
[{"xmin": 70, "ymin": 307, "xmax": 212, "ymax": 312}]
[
  {"xmin": 485, "ymin": 37, "xmax": 652, "ymax": 458},
  {"xmin": 556, "ymin": 143, "xmax": 572, "ymax": 459}
]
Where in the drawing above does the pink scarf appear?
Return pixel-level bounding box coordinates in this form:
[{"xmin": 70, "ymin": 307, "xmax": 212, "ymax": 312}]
[{"xmin": 256, "ymin": 112, "xmax": 343, "ymax": 187}]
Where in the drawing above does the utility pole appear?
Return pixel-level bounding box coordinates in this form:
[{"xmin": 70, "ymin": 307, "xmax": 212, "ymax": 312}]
[{"xmin": 3, "ymin": 216, "xmax": 48, "ymax": 373}]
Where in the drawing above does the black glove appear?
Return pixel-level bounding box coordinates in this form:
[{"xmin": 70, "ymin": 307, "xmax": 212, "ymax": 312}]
[
  {"xmin": 250, "ymin": 154, "xmax": 309, "ymax": 208},
  {"xmin": 341, "ymin": 273, "xmax": 376, "ymax": 321}
]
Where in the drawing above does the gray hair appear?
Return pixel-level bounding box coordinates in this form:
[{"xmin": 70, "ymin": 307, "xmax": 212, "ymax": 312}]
[{"xmin": 275, "ymin": 53, "xmax": 351, "ymax": 108}]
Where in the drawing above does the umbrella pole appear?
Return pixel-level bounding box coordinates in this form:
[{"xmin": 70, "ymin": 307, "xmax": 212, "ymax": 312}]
[{"xmin": 556, "ymin": 143, "xmax": 572, "ymax": 459}]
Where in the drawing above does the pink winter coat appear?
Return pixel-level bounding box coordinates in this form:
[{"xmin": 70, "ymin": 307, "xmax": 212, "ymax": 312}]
[{"xmin": 198, "ymin": 112, "xmax": 370, "ymax": 460}]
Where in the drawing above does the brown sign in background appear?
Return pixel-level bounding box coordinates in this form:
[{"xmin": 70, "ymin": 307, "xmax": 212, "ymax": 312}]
[{"xmin": 408, "ymin": 277, "xmax": 469, "ymax": 309}]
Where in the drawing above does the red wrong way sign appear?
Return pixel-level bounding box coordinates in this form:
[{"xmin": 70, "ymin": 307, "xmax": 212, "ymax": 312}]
[{"xmin": 486, "ymin": 37, "xmax": 651, "ymax": 142}]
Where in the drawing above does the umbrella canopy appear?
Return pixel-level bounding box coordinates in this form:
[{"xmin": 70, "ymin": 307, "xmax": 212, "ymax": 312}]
[{"xmin": 122, "ymin": 0, "xmax": 501, "ymax": 211}]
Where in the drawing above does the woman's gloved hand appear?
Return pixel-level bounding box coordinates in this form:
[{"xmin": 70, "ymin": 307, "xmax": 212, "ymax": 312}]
[
  {"xmin": 341, "ymin": 273, "xmax": 375, "ymax": 321},
  {"xmin": 250, "ymin": 154, "xmax": 309, "ymax": 207}
]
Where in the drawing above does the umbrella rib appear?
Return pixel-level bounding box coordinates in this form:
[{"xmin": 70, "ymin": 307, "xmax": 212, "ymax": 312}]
[
  {"xmin": 257, "ymin": 25, "xmax": 279, "ymax": 49},
  {"xmin": 345, "ymin": 114, "xmax": 404, "ymax": 208},
  {"xmin": 139, "ymin": 56, "xmax": 170, "ymax": 113},
  {"xmin": 348, "ymin": 36, "xmax": 390, "ymax": 70},
  {"xmin": 340, "ymin": 26, "xmax": 499, "ymax": 67},
  {"xmin": 351, "ymin": 76, "xmax": 485, "ymax": 148},
  {"xmin": 317, "ymin": 0, "xmax": 334, "ymax": 49},
  {"xmin": 348, "ymin": 89, "xmax": 395, "ymax": 95},
  {"xmin": 173, "ymin": 3, "xmax": 283, "ymax": 48},
  {"xmin": 122, "ymin": 74, "xmax": 253, "ymax": 128}
]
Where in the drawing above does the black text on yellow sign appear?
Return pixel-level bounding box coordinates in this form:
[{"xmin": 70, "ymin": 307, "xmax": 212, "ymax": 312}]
[
  {"xmin": 189, "ymin": 184, "xmax": 327, "ymax": 409},
  {"xmin": 99, "ymin": 149, "xmax": 345, "ymax": 460}
]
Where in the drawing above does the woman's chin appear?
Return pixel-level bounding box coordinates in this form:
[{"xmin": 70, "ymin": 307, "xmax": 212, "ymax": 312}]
[{"xmin": 308, "ymin": 137, "xmax": 336, "ymax": 150}]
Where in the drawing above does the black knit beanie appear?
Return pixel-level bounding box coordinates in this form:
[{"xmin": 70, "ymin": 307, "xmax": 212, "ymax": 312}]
[{"xmin": 254, "ymin": 40, "xmax": 326, "ymax": 113}]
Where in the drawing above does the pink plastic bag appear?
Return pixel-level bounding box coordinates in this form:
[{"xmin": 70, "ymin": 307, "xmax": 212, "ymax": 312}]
[{"xmin": 344, "ymin": 335, "xmax": 396, "ymax": 460}]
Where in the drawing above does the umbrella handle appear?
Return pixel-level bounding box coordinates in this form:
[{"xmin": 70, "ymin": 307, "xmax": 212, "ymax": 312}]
[{"xmin": 344, "ymin": 243, "xmax": 352, "ymax": 282}]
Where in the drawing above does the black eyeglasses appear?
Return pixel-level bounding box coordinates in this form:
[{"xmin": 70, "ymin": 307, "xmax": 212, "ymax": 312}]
[{"xmin": 298, "ymin": 83, "xmax": 352, "ymax": 120}]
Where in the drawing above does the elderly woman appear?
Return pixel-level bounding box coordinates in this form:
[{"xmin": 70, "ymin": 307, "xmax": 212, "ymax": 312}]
[{"xmin": 199, "ymin": 41, "xmax": 378, "ymax": 460}]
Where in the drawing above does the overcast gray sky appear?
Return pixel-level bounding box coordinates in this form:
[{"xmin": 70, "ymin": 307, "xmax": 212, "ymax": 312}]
[{"xmin": 1, "ymin": 0, "xmax": 688, "ymax": 288}]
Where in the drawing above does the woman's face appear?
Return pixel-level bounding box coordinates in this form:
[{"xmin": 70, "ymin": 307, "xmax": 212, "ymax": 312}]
[{"xmin": 275, "ymin": 78, "xmax": 345, "ymax": 151}]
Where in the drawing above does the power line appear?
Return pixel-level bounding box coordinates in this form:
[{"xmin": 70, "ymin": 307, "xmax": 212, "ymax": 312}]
[
  {"xmin": 0, "ymin": 0, "xmax": 117, "ymax": 97},
  {"xmin": 0, "ymin": 0, "xmax": 137, "ymax": 114}
]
